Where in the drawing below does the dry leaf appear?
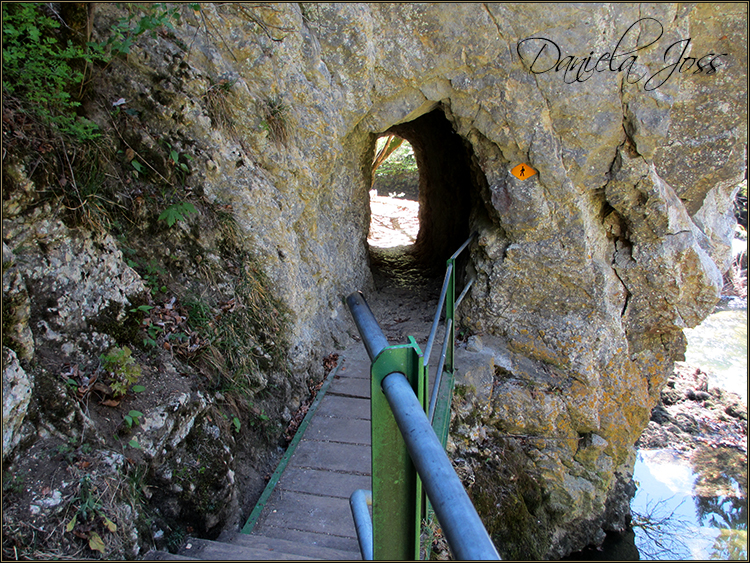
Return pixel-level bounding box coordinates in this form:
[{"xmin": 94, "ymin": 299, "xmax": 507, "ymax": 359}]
[
  {"xmin": 100, "ymin": 399, "xmax": 121, "ymax": 408},
  {"xmin": 93, "ymin": 381, "xmax": 112, "ymax": 394},
  {"xmin": 89, "ymin": 531, "xmax": 106, "ymax": 554},
  {"xmin": 65, "ymin": 515, "xmax": 77, "ymax": 532},
  {"xmin": 103, "ymin": 517, "xmax": 117, "ymax": 533}
]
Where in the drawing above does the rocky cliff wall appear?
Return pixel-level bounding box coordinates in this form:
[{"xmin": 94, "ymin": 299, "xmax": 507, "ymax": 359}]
[{"xmin": 3, "ymin": 3, "xmax": 746, "ymax": 558}]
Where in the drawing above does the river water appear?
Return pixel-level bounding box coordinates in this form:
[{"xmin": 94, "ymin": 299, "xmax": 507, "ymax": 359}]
[
  {"xmin": 683, "ymin": 304, "xmax": 747, "ymax": 402},
  {"xmin": 629, "ymin": 300, "xmax": 748, "ymax": 560},
  {"xmin": 569, "ymin": 297, "xmax": 747, "ymax": 561}
]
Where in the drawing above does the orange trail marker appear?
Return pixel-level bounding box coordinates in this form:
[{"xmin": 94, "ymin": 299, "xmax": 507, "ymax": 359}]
[{"xmin": 511, "ymin": 163, "xmax": 537, "ymax": 180}]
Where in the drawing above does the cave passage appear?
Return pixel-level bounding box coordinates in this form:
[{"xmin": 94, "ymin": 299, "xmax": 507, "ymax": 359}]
[{"xmin": 368, "ymin": 108, "xmax": 479, "ymax": 286}]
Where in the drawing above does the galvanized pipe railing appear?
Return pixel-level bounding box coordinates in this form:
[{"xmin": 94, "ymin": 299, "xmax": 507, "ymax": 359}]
[
  {"xmin": 380, "ymin": 371, "xmax": 499, "ymax": 560},
  {"xmin": 428, "ymin": 317, "xmax": 452, "ymax": 425},
  {"xmin": 422, "ymin": 264, "xmax": 453, "ymax": 365},
  {"xmin": 425, "ymin": 232, "xmax": 476, "ymax": 421},
  {"xmin": 349, "ymin": 489, "xmax": 373, "ymax": 561},
  {"xmin": 346, "ymin": 285, "xmax": 499, "ymax": 560}
]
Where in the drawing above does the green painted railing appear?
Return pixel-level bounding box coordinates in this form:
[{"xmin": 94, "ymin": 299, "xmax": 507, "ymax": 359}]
[{"xmin": 347, "ymin": 232, "xmax": 499, "ymax": 560}]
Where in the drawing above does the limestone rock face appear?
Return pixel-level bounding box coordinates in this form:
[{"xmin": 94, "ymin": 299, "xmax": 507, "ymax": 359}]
[
  {"xmin": 2, "ymin": 349, "xmax": 33, "ymax": 459},
  {"xmin": 2, "ymin": 2, "xmax": 745, "ymax": 558},
  {"xmin": 93, "ymin": 3, "xmax": 743, "ymax": 557}
]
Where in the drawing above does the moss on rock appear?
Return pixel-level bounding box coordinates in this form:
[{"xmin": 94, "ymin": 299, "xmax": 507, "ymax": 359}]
[{"xmin": 467, "ymin": 440, "xmax": 550, "ymax": 560}]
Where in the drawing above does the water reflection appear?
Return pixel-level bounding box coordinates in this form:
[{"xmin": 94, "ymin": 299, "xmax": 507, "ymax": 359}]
[
  {"xmin": 693, "ymin": 446, "xmax": 747, "ymax": 531},
  {"xmin": 631, "ymin": 445, "xmax": 747, "ymax": 560},
  {"xmin": 568, "ymin": 300, "xmax": 747, "ymax": 560}
]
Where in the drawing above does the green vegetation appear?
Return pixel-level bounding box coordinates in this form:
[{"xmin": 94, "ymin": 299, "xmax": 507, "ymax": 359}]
[
  {"xmin": 261, "ymin": 95, "xmax": 288, "ymax": 144},
  {"xmin": 2, "ymin": 3, "xmax": 182, "ymax": 142},
  {"xmin": 121, "ymin": 408, "xmax": 144, "ymax": 449},
  {"xmin": 2, "ymin": 3, "xmax": 199, "ymax": 234},
  {"xmin": 373, "ymin": 136, "xmax": 417, "ymax": 178},
  {"xmin": 98, "ymin": 3, "xmax": 181, "ymax": 57},
  {"xmin": 65, "ymin": 475, "xmax": 119, "ymax": 555},
  {"xmin": 2, "ymin": 472, "xmax": 25, "ymax": 495},
  {"xmin": 193, "ymin": 257, "xmax": 290, "ymax": 394},
  {"xmin": 100, "ymin": 346, "xmax": 142, "ymax": 398},
  {"xmin": 2, "ymin": 4, "xmax": 295, "ymax": 558},
  {"xmin": 204, "ymin": 77, "xmax": 238, "ymax": 132},
  {"xmin": 1, "ymin": 3, "xmax": 101, "ymax": 141},
  {"xmin": 125, "ymin": 256, "xmax": 168, "ymax": 297},
  {"xmin": 122, "ymin": 409, "xmax": 144, "ymax": 429},
  {"xmin": 159, "ymin": 201, "xmax": 199, "ymax": 227}
]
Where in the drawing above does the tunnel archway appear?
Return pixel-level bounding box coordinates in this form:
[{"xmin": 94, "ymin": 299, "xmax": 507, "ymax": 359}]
[{"xmin": 368, "ymin": 107, "xmax": 481, "ymax": 276}]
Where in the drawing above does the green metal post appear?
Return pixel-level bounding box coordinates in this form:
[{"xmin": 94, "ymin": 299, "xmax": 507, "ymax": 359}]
[
  {"xmin": 445, "ymin": 258, "xmax": 456, "ymax": 374},
  {"xmin": 370, "ymin": 338, "xmax": 424, "ymax": 560}
]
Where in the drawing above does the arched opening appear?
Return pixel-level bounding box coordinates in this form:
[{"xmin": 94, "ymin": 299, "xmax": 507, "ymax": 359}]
[
  {"xmin": 367, "ymin": 107, "xmax": 480, "ymax": 279},
  {"xmin": 362, "ymin": 106, "xmax": 488, "ymax": 345}
]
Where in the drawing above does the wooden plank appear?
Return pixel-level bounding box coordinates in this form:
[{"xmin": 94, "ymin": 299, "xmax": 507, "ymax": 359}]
[
  {"xmin": 302, "ymin": 414, "xmax": 370, "ymax": 445},
  {"xmin": 258, "ymin": 490, "xmax": 358, "ymax": 537},
  {"xmin": 179, "ymin": 537, "xmax": 316, "ymax": 560},
  {"xmin": 242, "ymin": 360, "xmax": 342, "ymax": 535},
  {"xmin": 278, "ymin": 466, "xmax": 371, "ymax": 497},
  {"xmin": 335, "ymin": 359, "xmax": 370, "ymax": 380},
  {"xmin": 288, "ymin": 440, "xmax": 371, "ymax": 474},
  {"xmin": 315, "ymin": 394, "xmax": 371, "ymax": 419},
  {"xmin": 143, "ymin": 550, "xmax": 197, "ymax": 560},
  {"xmin": 229, "ymin": 532, "xmax": 361, "ymax": 560},
  {"xmin": 327, "ymin": 374, "xmax": 371, "ymax": 398},
  {"xmin": 252, "ymin": 525, "xmax": 361, "ymax": 555}
]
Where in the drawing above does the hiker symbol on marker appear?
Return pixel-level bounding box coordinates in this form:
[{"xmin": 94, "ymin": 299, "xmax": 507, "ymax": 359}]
[{"xmin": 511, "ymin": 163, "xmax": 537, "ymax": 180}]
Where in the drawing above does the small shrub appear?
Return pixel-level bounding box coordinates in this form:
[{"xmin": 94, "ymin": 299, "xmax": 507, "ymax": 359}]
[
  {"xmin": 158, "ymin": 201, "xmax": 198, "ymax": 227},
  {"xmin": 100, "ymin": 346, "xmax": 142, "ymax": 398},
  {"xmin": 2, "ymin": 3, "xmax": 101, "ymax": 141},
  {"xmin": 204, "ymin": 77, "xmax": 237, "ymax": 132}
]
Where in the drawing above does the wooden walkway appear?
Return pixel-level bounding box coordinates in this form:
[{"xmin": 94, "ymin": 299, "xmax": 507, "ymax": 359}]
[
  {"xmin": 151, "ymin": 309, "xmax": 448, "ymax": 559},
  {"xmin": 155, "ymin": 348, "xmax": 375, "ymax": 560},
  {"xmin": 238, "ymin": 348, "xmax": 374, "ymax": 558}
]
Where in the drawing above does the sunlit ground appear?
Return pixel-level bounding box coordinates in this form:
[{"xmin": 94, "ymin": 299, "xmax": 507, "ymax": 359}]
[{"xmin": 368, "ymin": 191, "xmax": 419, "ymax": 248}]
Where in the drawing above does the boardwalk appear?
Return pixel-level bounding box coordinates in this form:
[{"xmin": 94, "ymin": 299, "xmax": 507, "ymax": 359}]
[
  {"xmin": 241, "ymin": 347, "xmax": 373, "ymax": 557},
  {"xmin": 165, "ymin": 250, "xmax": 450, "ymax": 560}
]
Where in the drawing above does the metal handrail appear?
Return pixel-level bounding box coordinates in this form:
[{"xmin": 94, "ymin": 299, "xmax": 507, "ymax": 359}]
[
  {"xmin": 346, "ymin": 291, "xmax": 498, "ymax": 560},
  {"xmin": 422, "ymin": 264, "xmax": 453, "ymax": 366},
  {"xmin": 350, "ymin": 489, "xmax": 373, "ymax": 561},
  {"xmin": 422, "ymin": 231, "xmax": 476, "ymax": 368},
  {"xmin": 425, "ymin": 232, "xmax": 476, "ymax": 421},
  {"xmin": 428, "ymin": 318, "xmax": 452, "ymax": 424},
  {"xmin": 381, "ymin": 372, "xmax": 499, "ymax": 560},
  {"xmin": 345, "ymin": 231, "xmax": 500, "ymax": 560}
]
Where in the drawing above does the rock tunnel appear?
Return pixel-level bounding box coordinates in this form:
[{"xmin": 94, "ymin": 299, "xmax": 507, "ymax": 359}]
[{"xmin": 368, "ymin": 107, "xmax": 489, "ymax": 279}]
